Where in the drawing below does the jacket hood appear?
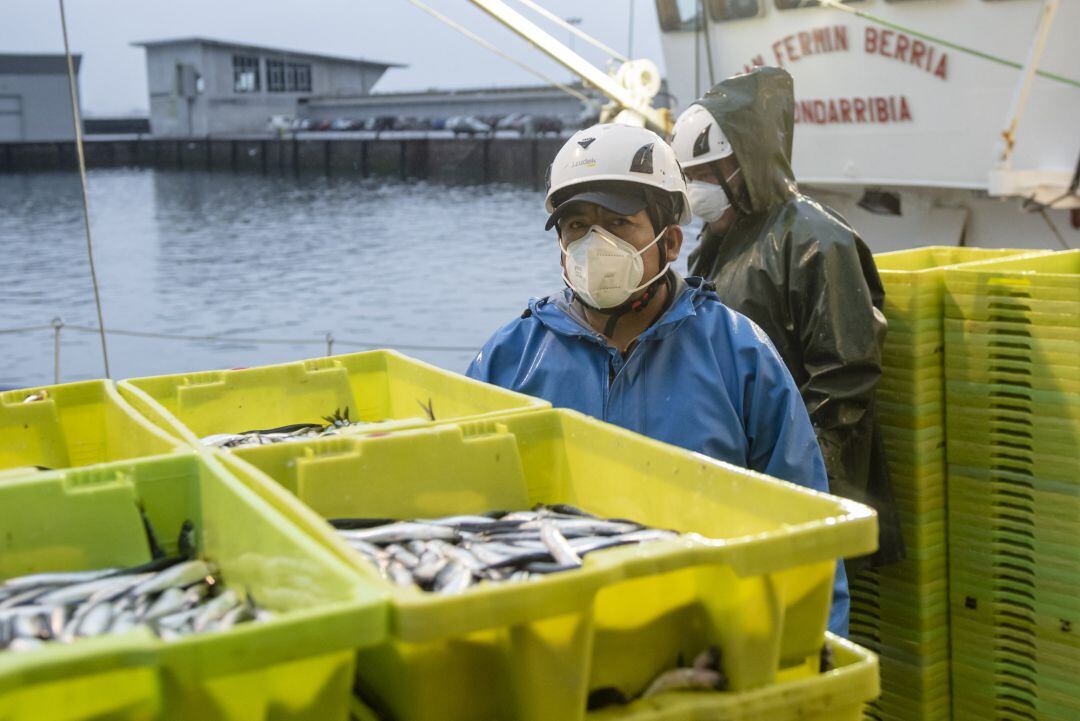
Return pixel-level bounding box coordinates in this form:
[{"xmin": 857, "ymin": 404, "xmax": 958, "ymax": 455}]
[{"xmin": 694, "ymin": 66, "xmax": 797, "ymax": 213}]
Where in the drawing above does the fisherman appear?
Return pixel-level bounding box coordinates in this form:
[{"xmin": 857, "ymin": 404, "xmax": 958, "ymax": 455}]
[
  {"xmin": 467, "ymin": 122, "xmax": 851, "ymax": 636},
  {"xmin": 670, "ymin": 67, "xmax": 903, "ymax": 571}
]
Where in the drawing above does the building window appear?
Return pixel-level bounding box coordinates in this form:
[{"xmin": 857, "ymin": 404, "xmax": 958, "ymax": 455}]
[
  {"xmin": 292, "ymin": 63, "xmax": 312, "ymax": 92},
  {"xmin": 709, "ymin": 0, "xmax": 761, "ymax": 21},
  {"xmin": 656, "ymin": 0, "xmax": 700, "ymax": 31},
  {"xmin": 233, "ymin": 55, "xmax": 260, "ymax": 93},
  {"xmin": 774, "ymin": 0, "xmax": 861, "ymax": 8},
  {"xmin": 267, "ymin": 59, "xmax": 286, "ymax": 92},
  {"xmin": 267, "ymin": 59, "xmax": 312, "ymax": 93}
]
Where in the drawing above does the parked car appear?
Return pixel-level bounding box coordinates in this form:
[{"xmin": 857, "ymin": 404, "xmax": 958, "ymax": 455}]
[
  {"xmin": 372, "ymin": 116, "xmax": 397, "ymax": 133},
  {"xmin": 479, "ymin": 114, "xmax": 505, "ymax": 130},
  {"xmin": 446, "ymin": 116, "xmax": 491, "ymax": 136},
  {"xmin": 395, "ymin": 116, "xmax": 426, "ymax": 131},
  {"xmin": 429, "ymin": 117, "xmax": 448, "ymax": 131},
  {"xmin": 496, "ymin": 113, "xmax": 528, "ymax": 134},
  {"xmin": 267, "ymin": 115, "xmax": 295, "ymax": 131},
  {"xmin": 533, "ymin": 115, "xmax": 564, "ymax": 136}
]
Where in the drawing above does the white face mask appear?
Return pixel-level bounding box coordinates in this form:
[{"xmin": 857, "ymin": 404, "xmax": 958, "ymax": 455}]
[
  {"xmin": 686, "ymin": 168, "xmax": 740, "ymax": 223},
  {"xmin": 560, "ymin": 224, "xmax": 670, "ymax": 310}
]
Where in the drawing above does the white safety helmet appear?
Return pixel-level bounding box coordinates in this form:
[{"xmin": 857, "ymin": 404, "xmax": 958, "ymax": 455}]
[
  {"xmin": 670, "ymin": 104, "xmax": 733, "ymax": 169},
  {"xmin": 544, "ymin": 123, "xmax": 692, "ymax": 227}
]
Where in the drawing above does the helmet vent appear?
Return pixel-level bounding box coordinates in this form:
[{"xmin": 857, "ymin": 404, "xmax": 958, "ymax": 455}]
[
  {"xmin": 692, "ymin": 126, "xmax": 710, "ymax": 157},
  {"xmin": 629, "ymin": 143, "xmax": 655, "ymax": 174}
]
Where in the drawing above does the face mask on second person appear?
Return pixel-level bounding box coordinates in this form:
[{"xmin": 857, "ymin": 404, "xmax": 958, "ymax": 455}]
[
  {"xmin": 560, "ymin": 224, "xmax": 669, "ymax": 310},
  {"xmin": 686, "ymin": 168, "xmax": 741, "ymax": 223}
]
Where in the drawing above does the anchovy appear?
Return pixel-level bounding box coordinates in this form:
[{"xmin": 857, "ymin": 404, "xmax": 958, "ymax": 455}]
[
  {"xmin": 433, "ymin": 562, "xmax": 473, "ymax": 594},
  {"xmin": 339, "ymin": 522, "xmax": 459, "ymax": 545},
  {"xmin": 520, "ymin": 518, "xmax": 641, "ymax": 537},
  {"xmin": 387, "ymin": 561, "xmax": 415, "ymax": 588},
  {"xmin": 143, "ymin": 587, "xmax": 189, "ymax": 622},
  {"xmin": 0, "ymin": 568, "xmax": 118, "ymax": 591},
  {"xmin": 37, "ymin": 576, "xmax": 134, "ymax": 607},
  {"xmin": 411, "ymin": 554, "xmax": 449, "ymax": 587},
  {"xmin": 192, "ymin": 589, "xmax": 239, "ymax": 633},
  {"xmin": 641, "ymin": 668, "xmax": 726, "ymax": 698},
  {"xmin": 76, "ymin": 603, "xmax": 114, "ymax": 638},
  {"xmin": 540, "ymin": 522, "xmax": 582, "ymax": 567},
  {"xmin": 386, "ymin": 545, "xmax": 420, "ymax": 569},
  {"xmin": 0, "ymin": 587, "xmax": 51, "ymax": 610},
  {"xmin": 129, "ymin": 560, "xmax": 213, "ymax": 597}
]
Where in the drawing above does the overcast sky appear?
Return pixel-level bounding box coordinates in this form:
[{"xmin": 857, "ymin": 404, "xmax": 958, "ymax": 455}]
[{"xmin": 7, "ymin": 0, "xmax": 666, "ymax": 116}]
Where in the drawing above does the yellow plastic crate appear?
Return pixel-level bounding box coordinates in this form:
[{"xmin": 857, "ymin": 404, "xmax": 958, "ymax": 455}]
[
  {"xmin": 221, "ymin": 408, "xmax": 877, "ymax": 721},
  {"xmin": 874, "ymin": 246, "xmax": 1047, "ymax": 276},
  {"xmin": 0, "ymin": 381, "xmax": 184, "ymax": 477},
  {"xmin": 0, "ymin": 453, "xmax": 388, "ymax": 721},
  {"xmin": 942, "ymin": 249, "xmax": 1080, "ymax": 300},
  {"xmin": 874, "ymin": 247, "xmax": 1046, "ymax": 320},
  {"xmin": 587, "ymin": 634, "xmax": 878, "ymax": 721},
  {"xmin": 117, "ymin": 350, "xmax": 548, "ymax": 449}
]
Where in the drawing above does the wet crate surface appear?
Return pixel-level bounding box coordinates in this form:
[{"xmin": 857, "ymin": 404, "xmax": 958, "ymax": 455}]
[
  {"xmin": 117, "ymin": 350, "xmax": 549, "ymax": 450},
  {"xmin": 0, "ymin": 453, "xmax": 387, "ymax": 721},
  {"xmin": 220, "ymin": 408, "xmax": 876, "ymax": 721}
]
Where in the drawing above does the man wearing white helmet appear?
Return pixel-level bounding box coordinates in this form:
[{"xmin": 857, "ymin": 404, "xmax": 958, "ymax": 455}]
[
  {"xmin": 671, "ymin": 67, "xmax": 903, "ymax": 572},
  {"xmin": 467, "ymin": 122, "xmax": 850, "ymax": 637}
]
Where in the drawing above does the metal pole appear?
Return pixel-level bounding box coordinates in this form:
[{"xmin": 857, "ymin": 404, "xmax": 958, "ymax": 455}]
[
  {"xmin": 628, "ymin": 0, "xmax": 635, "ymax": 59},
  {"xmin": 52, "ymin": 317, "xmax": 64, "ymax": 384},
  {"xmin": 326, "ymin": 332, "xmax": 335, "ymax": 357}
]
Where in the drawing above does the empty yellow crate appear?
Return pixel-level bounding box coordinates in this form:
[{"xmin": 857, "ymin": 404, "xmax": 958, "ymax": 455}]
[{"xmin": 0, "ymin": 380, "xmax": 183, "ymax": 476}]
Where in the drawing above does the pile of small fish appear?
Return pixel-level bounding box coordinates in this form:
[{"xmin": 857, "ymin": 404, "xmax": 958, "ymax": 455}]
[
  {"xmin": 200, "ymin": 407, "xmax": 363, "ymax": 448},
  {"xmin": 199, "ymin": 398, "xmax": 436, "ymax": 449},
  {"xmin": 0, "ymin": 541, "xmax": 268, "ymax": 653},
  {"xmin": 332, "ymin": 504, "xmax": 677, "ymax": 594}
]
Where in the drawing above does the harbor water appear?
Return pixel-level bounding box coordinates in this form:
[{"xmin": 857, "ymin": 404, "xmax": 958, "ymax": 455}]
[{"xmin": 1, "ymin": 169, "xmax": 692, "ymax": 389}]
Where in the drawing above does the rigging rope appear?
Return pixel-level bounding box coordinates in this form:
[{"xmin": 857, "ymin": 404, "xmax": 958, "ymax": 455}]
[
  {"xmin": 406, "ymin": 0, "xmax": 590, "ymax": 103},
  {"xmin": 59, "ymin": 0, "xmax": 111, "ymax": 378},
  {"xmin": 0, "ymin": 322, "xmax": 479, "ymax": 353},
  {"xmin": 513, "ymin": 0, "xmax": 629, "ymax": 63}
]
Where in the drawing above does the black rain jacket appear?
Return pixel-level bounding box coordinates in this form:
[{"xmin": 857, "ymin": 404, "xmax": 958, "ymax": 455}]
[{"xmin": 687, "ymin": 67, "xmax": 903, "ymax": 569}]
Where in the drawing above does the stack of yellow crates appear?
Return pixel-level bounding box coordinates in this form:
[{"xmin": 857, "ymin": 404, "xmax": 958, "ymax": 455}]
[
  {"xmin": 853, "ymin": 247, "xmax": 1039, "ymax": 721},
  {"xmin": 943, "ymin": 250, "xmax": 1079, "ymax": 721}
]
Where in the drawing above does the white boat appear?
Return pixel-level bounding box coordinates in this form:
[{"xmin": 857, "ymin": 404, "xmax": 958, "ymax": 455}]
[{"xmin": 652, "ymin": 0, "xmax": 1079, "ymax": 251}]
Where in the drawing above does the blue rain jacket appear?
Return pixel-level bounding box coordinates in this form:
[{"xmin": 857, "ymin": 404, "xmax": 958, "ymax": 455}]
[{"xmin": 467, "ymin": 276, "xmax": 850, "ymax": 636}]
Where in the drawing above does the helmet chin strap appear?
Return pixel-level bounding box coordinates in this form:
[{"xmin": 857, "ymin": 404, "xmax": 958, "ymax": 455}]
[{"xmin": 594, "ymin": 268, "xmax": 671, "ymax": 337}]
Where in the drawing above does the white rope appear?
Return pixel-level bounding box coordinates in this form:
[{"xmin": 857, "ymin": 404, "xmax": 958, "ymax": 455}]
[
  {"xmin": 0, "ymin": 322, "xmax": 478, "ymax": 353},
  {"xmin": 406, "ymin": 0, "xmax": 590, "ymax": 103},
  {"xmin": 513, "ymin": 0, "xmax": 629, "ymax": 62},
  {"xmin": 58, "ymin": 0, "xmax": 110, "ymax": 378}
]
